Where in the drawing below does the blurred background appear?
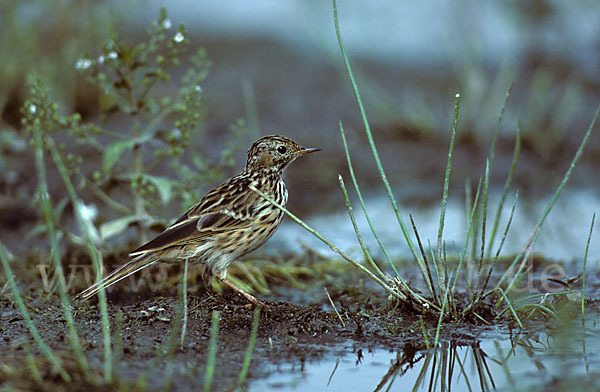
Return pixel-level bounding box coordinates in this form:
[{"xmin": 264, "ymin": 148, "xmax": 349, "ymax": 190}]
[{"xmin": 1, "ymin": 0, "xmax": 599, "ymax": 262}]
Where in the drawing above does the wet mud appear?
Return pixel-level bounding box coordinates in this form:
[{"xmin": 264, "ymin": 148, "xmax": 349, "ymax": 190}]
[{"xmin": 0, "ymin": 260, "xmax": 514, "ymax": 391}]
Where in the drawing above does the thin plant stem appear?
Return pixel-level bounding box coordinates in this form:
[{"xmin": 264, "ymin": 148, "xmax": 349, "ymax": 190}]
[
  {"xmin": 81, "ymin": 172, "xmax": 132, "ymax": 215},
  {"xmin": 253, "ymin": 184, "xmax": 441, "ymax": 312},
  {"xmin": 180, "ymin": 257, "xmax": 189, "ymax": 348},
  {"xmin": 488, "ymin": 82, "xmax": 514, "ymax": 164},
  {"xmin": 413, "ymin": 353, "xmax": 434, "ymax": 390},
  {"xmin": 163, "ymin": 296, "xmax": 185, "ymax": 391},
  {"xmin": 581, "ymin": 213, "xmax": 595, "ymax": 325},
  {"xmin": 498, "ymin": 288, "xmax": 523, "ymax": 329},
  {"xmin": 480, "ymin": 82, "xmax": 514, "ymax": 262},
  {"xmin": 428, "ymin": 241, "xmax": 442, "ymax": 298},
  {"xmin": 338, "ymin": 175, "xmax": 386, "ymax": 280},
  {"xmin": 410, "ymin": 214, "xmax": 438, "ymax": 303},
  {"xmin": 453, "ymin": 347, "xmax": 473, "ymax": 392},
  {"xmin": 113, "ymin": 312, "xmax": 124, "ymax": 381},
  {"xmin": 450, "ymin": 178, "xmax": 482, "ymax": 297},
  {"xmin": 486, "ymin": 115, "xmax": 521, "ymax": 259},
  {"xmin": 437, "ymin": 94, "xmax": 460, "ymax": 288},
  {"xmin": 500, "ymin": 104, "xmax": 600, "ymax": 295},
  {"xmin": 494, "ymin": 342, "xmax": 515, "ymax": 387},
  {"xmin": 470, "ymin": 200, "xmax": 481, "ymax": 267},
  {"xmin": 249, "ymin": 185, "xmax": 413, "ymax": 303},
  {"xmin": 204, "ymin": 311, "xmax": 220, "ymax": 392},
  {"xmin": 434, "ymin": 289, "xmax": 450, "ymax": 348},
  {"xmin": 325, "ymin": 287, "xmax": 346, "ymax": 328},
  {"xmin": 420, "ymin": 317, "xmax": 430, "ymax": 351},
  {"xmin": 497, "ymin": 290, "xmax": 576, "ymax": 309},
  {"xmin": 477, "ymin": 192, "xmax": 518, "ymax": 300},
  {"xmin": 237, "ymin": 307, "xmax": 261, "ymax": 388},
  {"xmin": 24, "ymin": 343, "xmax": 43, "ymax": 384},
  {"xmin": 332, "ymin": 0, "xmax": 422, "ymax": 268},
  {"xmin": 478, "ymin": 159, "xmax": 490, "ymax": 276},
  {"xmin": 46, "ymin": 138, "xmax": 113, "ymax": 382},
  {"xmin": 339, "ymin": 122, "xmax": 400, "ymax": 278},
  {"xmin": 0, "ymin": 243, "xmax": 70, "ymax": 381},
  {"xmin": 32, "ymin": 126, "xmax": 89, "ymax": 374},
  {"xmin": 464, "ymin": 178, "xmax": 473, "ymax": 270}
]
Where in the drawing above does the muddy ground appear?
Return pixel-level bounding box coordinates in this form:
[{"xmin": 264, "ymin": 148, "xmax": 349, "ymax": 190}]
[{"xmin": 0, "ymin": 252, "xmax": 527, "ymax": 391}]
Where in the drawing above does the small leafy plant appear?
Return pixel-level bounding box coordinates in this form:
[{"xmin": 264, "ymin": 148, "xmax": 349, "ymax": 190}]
[{"xmin": 21, "ymin": 8, "xmax": 243, "ymax": 246}]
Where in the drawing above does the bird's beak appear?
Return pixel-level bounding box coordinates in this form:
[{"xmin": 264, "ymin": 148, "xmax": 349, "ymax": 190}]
[{"xmin": 297, "ymin": 146, "xmax": 321, "ymax": 154}]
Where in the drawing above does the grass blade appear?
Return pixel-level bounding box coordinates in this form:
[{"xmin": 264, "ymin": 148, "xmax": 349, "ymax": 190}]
[
  {"xmin": 180, "ymin": 257, "xmax": 189, "ymax": 348},
  {"xmin": 163, "ymin": 295, "xmax": 185, "ymax": 391},
  {"xmin": 500, "ymin": 104, "xmax": 600, "ymax": 295},
  {"xmin": 338, "ymin": 174, "xmax": 386, "ymax": 280},
  {"xmin": 487, "ymin": 82, "xmax": 515, "ymax": 163},
  {"xmin": 436, "ymin": 94, "xmax": 460, "ymax": 287},
  {"xmin": 32, "ymin": 123, "xmax": 89, "ymax": 375},
  {"xmin": 487, "ymin": 124, "xmax": 521, "ymax": 259},
  {"xmin": 237, "ymin": 307, "xmax": 261, "ymax": 387},
  {"xmin": 339, "ymin": 122, "xmax": 399, "ymax": 278},
  {"xmin": 0, "ymin": 243, "xmax": 70, "ymax": 381},
  {"xmin": 581, "ymin": 213, "xmax": 595, "ymax": 325},
  {"xmin": 332, "ymin": 0, "xmax": 422, "ymax": 267},
  {"xmin": 410, "ymin": 214, "xmax": 438, "ymax": 302},
  {"xmin": 498, "ymin": 288, "xmax": 523, "ymax": 329},
  {"xmin": 478, "ymin": 159, "xmax": 490, "ymax": 276},
  {"xmin": 325, "ymin": 287, "xmax": 346, "ymax": 328},
  {"xmin": 249, "ymin": 184, "xmax": 414, "ymax": 303},
  {"xmin": 204, "ymin": 311, "xmax": 220, "ymax": 392},
  {"xmin": 477, "ymin": 191, "xmax": 518, "ymax": 300},
  {"xmin": 46, "ymin": 137, "xmax": 113, "ymax": 382},
  {"xmin": 450, "ymin": 178, "xmax": 483, "ymax": 297}
]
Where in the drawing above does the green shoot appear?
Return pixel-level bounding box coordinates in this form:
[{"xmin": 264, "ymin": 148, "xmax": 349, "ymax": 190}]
[
  {"xmin": 436, "ymin": 93, "xmax": 460, "ymax": 290},
  {"xmin": 32, "ymin": 114, "xmax": 89, "ymax": 375},
  {"xmin": 338, "ymin": 175, "xmax": 386, "ymax": 279},
  {"xmin": 0, "ymin": 243, "xmax": 70, "ymax": 381},
  {"xmin": 332, "ymin": 0, "xmax": 422, "ymax": 269},
  {"xmin": 249, "ymin": 184, "xmax": 420, "ymax": 304},
  {"xmin": 500, "ymin": 104, "xmax": 600, "ymax": 296},
  {"xmin": 237, "ymin": 307, "xmax": 261, "ymax": 388},
  {"xmin": 46, "ymin": 137, "xmax": 113, "ymax": 382},
  {"xmin": 325, "ymin": 288, "xmax": 346, "ymax": 328},
  {"xmin": 339, "ymin": 122, "xmax": 399, "ymax": 277},
  {"xmin": 180, "ymin": 257, "xmax": 189, "ymax": 348},
  {"xmin": 204, "ymin": 311, "xmax": 220, "ymax": 392},
  {"xmin": 581, "ymin": 213, "xmax": 595, "ymax": 325}
]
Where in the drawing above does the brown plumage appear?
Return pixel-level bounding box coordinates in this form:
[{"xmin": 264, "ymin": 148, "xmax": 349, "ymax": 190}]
[{"xmin": 76, "ymin": 135, "xmax": 320, "ymax": 304}]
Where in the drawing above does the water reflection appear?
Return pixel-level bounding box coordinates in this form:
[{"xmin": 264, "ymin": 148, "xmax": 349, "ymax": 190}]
[
  {"xmin": 254, "ymin": 313, "xmax": 600, "ymax": 391},
  {"xmin": 362, "ymin": 342, "xmax": 496, "ymax": 392}
]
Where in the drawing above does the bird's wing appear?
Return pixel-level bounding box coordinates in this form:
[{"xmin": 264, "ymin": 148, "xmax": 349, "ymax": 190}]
[
  {"xmin": 129, "ymin": 177, "xmax": 264, "ymax": 257},
  {"xmin": 129, "ymin": 217, "xmax": 205, "ymax": 256},
  {"xmin": 181, "ymin": 176, "xmax": 262, "ymax": 222}
]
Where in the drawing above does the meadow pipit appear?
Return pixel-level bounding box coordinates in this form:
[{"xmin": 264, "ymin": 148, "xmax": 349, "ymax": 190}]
[{"xmin": 76, "ymin": 135, "xmax": 320, "ymax": 305}]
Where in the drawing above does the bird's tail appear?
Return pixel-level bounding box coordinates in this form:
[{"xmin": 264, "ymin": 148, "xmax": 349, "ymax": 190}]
[{"xmin": 75, "ymin": 254, "xmax": 158, "ymax": 301}]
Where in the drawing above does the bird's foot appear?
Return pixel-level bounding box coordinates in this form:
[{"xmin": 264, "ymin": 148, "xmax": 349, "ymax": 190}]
[{"xmin": 219, "ymin": 278, "xmax": 268, "ymax": 308}]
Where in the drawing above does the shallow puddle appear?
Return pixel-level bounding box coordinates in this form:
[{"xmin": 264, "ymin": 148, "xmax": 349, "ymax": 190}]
[{"xmin": 252, "ymin": 312, "xmax": 600, "ymax": 391}]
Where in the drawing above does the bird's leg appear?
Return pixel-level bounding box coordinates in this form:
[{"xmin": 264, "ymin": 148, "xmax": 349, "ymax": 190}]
[
  {"xmin": 219, "ymin": 278, "xmax": 266, "ymax": 307},
  {"xmin": 202, "ymin": 267, "xmax": 215, "ymax": 292},
  {"xmin": 216, "ymin": 270, "xmax": 266, "ymax": 307}
]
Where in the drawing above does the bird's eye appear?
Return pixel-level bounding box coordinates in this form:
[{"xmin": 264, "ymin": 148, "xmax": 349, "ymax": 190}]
[{"xmin": 277, "ymin": 145, "xmax": 287, "ymax": 154}]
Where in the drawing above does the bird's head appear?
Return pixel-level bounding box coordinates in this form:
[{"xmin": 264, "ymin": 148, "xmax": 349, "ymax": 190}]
[{"xmin": 245, "ymin": 135, "xmax": 320, "ymax": 173}]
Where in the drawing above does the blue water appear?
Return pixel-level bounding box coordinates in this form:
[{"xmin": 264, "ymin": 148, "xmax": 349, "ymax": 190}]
[{"xmin": 251, "ymin": 314, "xmax": 600, "ymax": 391}]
